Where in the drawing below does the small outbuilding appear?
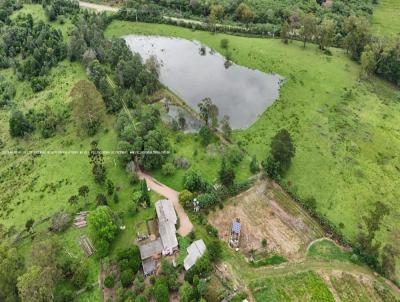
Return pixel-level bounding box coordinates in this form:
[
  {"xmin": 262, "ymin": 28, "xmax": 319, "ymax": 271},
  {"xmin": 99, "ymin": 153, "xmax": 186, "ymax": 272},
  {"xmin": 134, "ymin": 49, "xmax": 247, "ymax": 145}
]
[
  {"xmin": 142, "ymin": 258, "xmax": 157, "ymax": 277},
  {"xmin": 139, "ymin": 238, "xmax": 163, "ymax": 260},
  {"xmin": 184, "ymin": 239, "xmax": 207, "ymax": 271}
]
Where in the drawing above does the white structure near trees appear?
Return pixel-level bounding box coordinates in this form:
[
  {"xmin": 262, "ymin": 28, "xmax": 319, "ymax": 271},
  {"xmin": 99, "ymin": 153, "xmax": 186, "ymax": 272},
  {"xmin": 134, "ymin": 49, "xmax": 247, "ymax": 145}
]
[
  {"xmin": 139, "ymin": 199, "xmax": 179, "ymax": 276},
  {"xmin": 156, "ymin": 199, "xmax": 178, "ymax": 255},
  {"xmin": 184, "ymin": 239, "xmax": 206, "ymax": 270}
]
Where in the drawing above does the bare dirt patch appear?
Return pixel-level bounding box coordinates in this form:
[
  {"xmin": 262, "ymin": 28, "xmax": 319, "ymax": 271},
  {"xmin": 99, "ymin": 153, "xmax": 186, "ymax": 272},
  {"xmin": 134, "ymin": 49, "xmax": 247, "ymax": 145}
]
[{"xmin": 208, "ymin": 179, "xmax": 323, "ymax": 260}]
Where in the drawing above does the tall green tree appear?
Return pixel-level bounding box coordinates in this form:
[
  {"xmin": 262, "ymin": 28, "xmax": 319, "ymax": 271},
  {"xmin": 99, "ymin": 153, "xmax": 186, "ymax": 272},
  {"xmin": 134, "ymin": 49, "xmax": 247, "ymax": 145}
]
[
  {"xmin": 9, "ymin": 110, "xmax": 34, "ymax": 137},
  {"xmin": 88, "ymin": 140, "xmax": 107, "ymax": 184},
  {"xmin": 17, "ymin": 266, "xmax": 55, "ymax": 302},
  {"xmin": 300, "ymin": 14, "xmax": 318, "ymax": 48},
  {"xmin": 235, "ymin": 3, "xmax": 253, "ymax": 23},
  {"xmin": 68, "ymin": 195, "xmax": 79, "ymax": 206},
  {"xmin": 317, "ymin": 18, "xmax": 336, "ymax": 50},
  {"xmin": 0, "ymin": 242, "xmax": 24, "ymax": 302},
  {"xmin": 344, "ymin": 16, "xmax": 371, "ymax": 61},
  {"xmin": 220, "ymin": 115, "xmax": 232, "ymax": 140},
  {"xmin": 139, "ymin": 180, "xmax": 150, "ymax": 207},
  {"xmin": 140, "ymin": 129, "xmax": 170, "ymax": 170},
  {"xmin": 218, "ymin": 158, "xmax": 235, "ymax": 187},
  {"xmin": 154, "ymin": 277, "xmax": 169, "ymax": 302},
  {"xmin": 198, "ymin": 97, "xmax": 219, "ymax": 127},
  {"xmin": 280, "ymin": 21, "xmax": 290, "ymax": 44},
  {"xmin": 78, "ymin": 185, "xmax": 90, "ymax": 203},
  {"xmin": 70, "ymin": 80, "xmax": 105, "ymax": 136},
  {"xmin": 264, "ymin": 129, "xmax": 295, "ymax": 178},
  {"xmin": 88, "ymin": 206, "xmax": 118, "ymax": 257},
  {"xmin": 179, "ymin": 281, "xmax": 194, "ymax": 302}
]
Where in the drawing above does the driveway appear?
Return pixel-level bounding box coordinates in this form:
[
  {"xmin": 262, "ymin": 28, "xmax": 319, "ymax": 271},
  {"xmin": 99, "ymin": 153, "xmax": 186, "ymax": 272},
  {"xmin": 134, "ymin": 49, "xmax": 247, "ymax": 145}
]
[
  {"xmin": 137, "ymin": 170, "xmax": 193, "ymax": 236},
  {"xmin": 79, "ymin": 1, "xmax": 118, "ymax": 12}
]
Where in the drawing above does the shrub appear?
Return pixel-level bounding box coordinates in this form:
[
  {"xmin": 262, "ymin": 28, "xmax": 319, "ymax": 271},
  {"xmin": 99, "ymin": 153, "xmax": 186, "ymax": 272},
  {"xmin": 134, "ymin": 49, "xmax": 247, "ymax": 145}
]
[
  {"xmin": 207, "ymin": 240, "xmax": 222, "ymax": 262},
  {"xmin": 198, "ymin": 126, "xmax": 213, "ymax": 146},
  {"xmin": 174, "ymin": 157, "xmax": 190, "ymax": 169},
  {"xmin": 223, "ymin": 144, "xmax": 243, "ymax": 166},
  {"xmin": 261, "ymin": 238, "xmax": 267, "ymax": 248},
  {"xmin": 220, "ymin": 38, "xmax": 229, "ymax": 49},
  {"xmin": 30, "ymin": 76, "xmax": 49, "ymax": 92},
  {"xmin": 179, "ymin": 190, "xmax": 193, "ymax": 208},
  {"xmin": 9, "ymin": 110, "xmax": 34, "ymax": 137},
  {"xmin": 113, "ymin": 193, "xmax": 119, "ymax": 203},
  {"xmin": 161, "ymin": 162, "xmax": 176, "ymax": 176},
  {"xmin": 117, "ymin": 246, "xmax": 141, "ymax": 274},
  {"xmin": 183, "ymin": 170, "xmax": 209, "ymax": 192},
  {"xmin": 104, "ymin": 275, "xmax": 115, "ymax": 288},
  {"xmin": 120, "ymin": 269, "xmax": 134, "ymax": 288},
  {"xmin": 197, "ymin": 193, "xmax": 219, "ymax": 209},
  {"xmin": 249, "ymin": 155, "xmax": 259, "ymax": 173},
  {"xmin": 129, "ymin": 173, "xmax": 140, "ymax": 186},
  {"xmin": 206, "ymin": 224, "xmax": 218, "ymax": 237},
  {"xmin": 154, "ymin": 277, "xmax": 169, "ymax": 302},
  {"xmin": 49, "ymin": 210, "xmax": 71, "ymax": 233}
]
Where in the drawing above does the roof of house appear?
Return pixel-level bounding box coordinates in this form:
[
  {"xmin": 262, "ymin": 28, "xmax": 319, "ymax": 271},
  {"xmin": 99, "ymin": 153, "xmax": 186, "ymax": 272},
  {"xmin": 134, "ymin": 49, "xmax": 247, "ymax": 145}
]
[
  {"xmin": 155, "ymin": 199, "xmax": 177, "ymax": 224},
  {"xmin": 232, "ymin": 221, "xmax": 241, "ymax": 234},
  {"xmin": 139, "ymin": 238, "xmax": 163, "ymax": 260},
  {"xmin": 184, "ymin": 239, "xmax": 206, "ymax": 270},
  {"xmin": 142, "ymin": 257, "xmax": 156, "ymax": 275},
  {"xmin": 159, "ymin": 220, "xmax": 178, "ymax": 251}
]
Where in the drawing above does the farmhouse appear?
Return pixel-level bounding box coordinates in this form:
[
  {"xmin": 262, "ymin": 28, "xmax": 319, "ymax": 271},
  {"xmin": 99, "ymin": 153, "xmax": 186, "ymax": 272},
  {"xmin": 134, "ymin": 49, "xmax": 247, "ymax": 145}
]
[
  {"xmin": 184, "ymin": 239, "xmax": 207, "ymax": 270},
  {"xmin": 156, "ymin": 199, "xmax": 179, "ymax": 255},
  {"xmin": 139, "ymin": 199, "xmax": 179, "ymax": 276}
]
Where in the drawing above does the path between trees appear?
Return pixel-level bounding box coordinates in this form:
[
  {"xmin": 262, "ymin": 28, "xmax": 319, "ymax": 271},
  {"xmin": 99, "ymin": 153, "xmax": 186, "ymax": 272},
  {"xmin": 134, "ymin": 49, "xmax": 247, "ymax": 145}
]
[
  {"xmin": 79, "ymin": 1, "xmax": 118, "ymax": 12},
  {"xmin": 78, "ymin": 1, "xmax": 242, "ymax": 33},
  {"xmin": 137, "ymin": 169, "xmax": 193, "ymax": 236}
]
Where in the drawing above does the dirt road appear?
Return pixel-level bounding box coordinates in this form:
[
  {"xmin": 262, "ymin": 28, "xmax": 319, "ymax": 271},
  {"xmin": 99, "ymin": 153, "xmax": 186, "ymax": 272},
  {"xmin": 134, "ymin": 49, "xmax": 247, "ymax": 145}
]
[
  {"xmin": 79, "ymin": 1, "xmax": 118, "ymax": 12},
  {"xmin": 137, "ymin": 170, "xmax": 193, "ymax": 236}
]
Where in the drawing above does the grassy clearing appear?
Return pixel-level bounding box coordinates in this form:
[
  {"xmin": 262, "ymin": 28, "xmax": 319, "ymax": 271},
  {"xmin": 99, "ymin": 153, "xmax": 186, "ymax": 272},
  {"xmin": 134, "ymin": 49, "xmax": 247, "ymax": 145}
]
[
  {"xmin": 307, "ymin": 239, "xmax": 353, "ymax": 262},
  {"xmin": 372, "ymin": 0, "xmax": 400, "ymax": 36},
  {"xmin": 250, "ymin": 254, "xmax": 287, "ymax": 267},
  {"xmin": 152, "ymin": 129, "xmax": 252, "ymax": 191},
  {"xmin": 250, "ymin": 271, "xmax": 335, "ymax": 302},
  {"xmin": 329, "ymin": 272, "xmax": 399, "ymax": 302},
  {"xmin": 110, "ymin": 191, "xmax": 162, "ymax": 255},
  {"xmin": 105, "ymin": 22, "xmax": 400, "ymax": 269}
]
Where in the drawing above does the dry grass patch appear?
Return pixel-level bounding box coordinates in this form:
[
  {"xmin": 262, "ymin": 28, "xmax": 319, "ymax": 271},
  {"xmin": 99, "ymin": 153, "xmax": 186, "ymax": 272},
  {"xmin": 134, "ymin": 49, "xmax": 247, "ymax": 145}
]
[{"xmin": 208, "ymin": 179, "xmax": 323, "ymax": 260}]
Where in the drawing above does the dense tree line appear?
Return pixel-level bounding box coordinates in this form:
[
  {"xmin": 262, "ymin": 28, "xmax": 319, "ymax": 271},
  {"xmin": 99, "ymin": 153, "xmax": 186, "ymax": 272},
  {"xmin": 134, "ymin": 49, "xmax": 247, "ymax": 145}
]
[
  {"xmin": 361, "ymin": 37, "xmax": 400, "ymax": 85},
  {"xmin": 0, "ymin": 14, "xmax": 66, "ymax": 82},
  {"xmin": 0, "ymin": 0, "xmax": 21, "ymax": 24},
  {"xmin": 0, "ymin": 224, "xmax": 90, "ymax": 302},
  {"xmin": 118, "ymin": 0, "xmax": 373, "ymax": 32},
  {"xmin": 0, "ymin": 75, "xmax": 15, "ymax": 107},
  {"xmin": 42, "ymin": 0, "xmax": 79, "ymax": 21}
]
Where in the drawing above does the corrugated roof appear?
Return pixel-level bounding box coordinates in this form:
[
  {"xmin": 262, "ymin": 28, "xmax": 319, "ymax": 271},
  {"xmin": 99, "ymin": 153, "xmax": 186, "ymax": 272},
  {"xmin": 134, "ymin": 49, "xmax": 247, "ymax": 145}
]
[
  {"xmin": 155, "ymin": 199, "xmax": 177, "ymax": 224},
  {"xmin": 159, "ymin": 221, "xmax": 178, "ymax": 251},
  {"xmin": 139, "ymin": 238, "xmax": 163, "ymax": 260},
  {"xmin": 184, "ymin": 239, "xmax": 206, "ymax": 270},
  {"xmin": 142, "ymin": 257, "xmax": 156, "ymax": 275},
  {"xmin": 232, "ymin": 221, "xmax": 241, "ymax": 234}
]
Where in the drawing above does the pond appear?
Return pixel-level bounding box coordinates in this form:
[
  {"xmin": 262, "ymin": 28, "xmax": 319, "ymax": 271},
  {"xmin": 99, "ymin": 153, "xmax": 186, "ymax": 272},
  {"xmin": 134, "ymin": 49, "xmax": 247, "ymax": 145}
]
[{"xmin": 124, "ymin": 35, "xmax": 283, "ymax": 129}]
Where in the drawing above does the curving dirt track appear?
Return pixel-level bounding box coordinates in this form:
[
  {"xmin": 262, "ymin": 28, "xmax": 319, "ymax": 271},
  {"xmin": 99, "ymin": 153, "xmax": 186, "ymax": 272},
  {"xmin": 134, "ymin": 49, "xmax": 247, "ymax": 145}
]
[{"xmin": 137, "ymin": 170, "xmax": 193, "ymax": 236}]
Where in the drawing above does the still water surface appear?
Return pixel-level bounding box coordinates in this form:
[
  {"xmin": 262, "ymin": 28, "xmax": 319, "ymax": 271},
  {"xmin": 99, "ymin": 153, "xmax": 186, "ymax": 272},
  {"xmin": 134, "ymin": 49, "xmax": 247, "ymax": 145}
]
[{"xmin": 124, "ymin": 35, "xmax": 283, "ymax": 129}]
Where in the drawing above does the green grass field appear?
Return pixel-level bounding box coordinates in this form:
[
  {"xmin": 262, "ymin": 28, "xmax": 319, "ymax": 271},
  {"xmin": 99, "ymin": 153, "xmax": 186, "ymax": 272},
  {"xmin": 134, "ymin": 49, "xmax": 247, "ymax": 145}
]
[
  {"xmin": 105, "ymin": 22, "xmax": 400, "ymax": 270},
  {"xmin": 307, "ymin": 239, "xmax": 353, "ymax": 262},
  {"xmin": 250, "ymin": 271, "xmax": 335, "ymax": 302},
  {"xmin": 372, "ymin": 0, "xmax": 400, "ymax": 36},
  {"xmin": 152, "ymin": 130, "xmax": 252, "ymax": 191}
]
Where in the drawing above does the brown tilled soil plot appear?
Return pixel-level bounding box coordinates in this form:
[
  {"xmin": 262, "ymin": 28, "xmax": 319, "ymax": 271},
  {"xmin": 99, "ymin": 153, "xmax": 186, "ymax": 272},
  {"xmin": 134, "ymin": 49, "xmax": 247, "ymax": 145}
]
[{"xmin": 208, "ymin": 179, "xmax": 324, "ymax": 260}]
